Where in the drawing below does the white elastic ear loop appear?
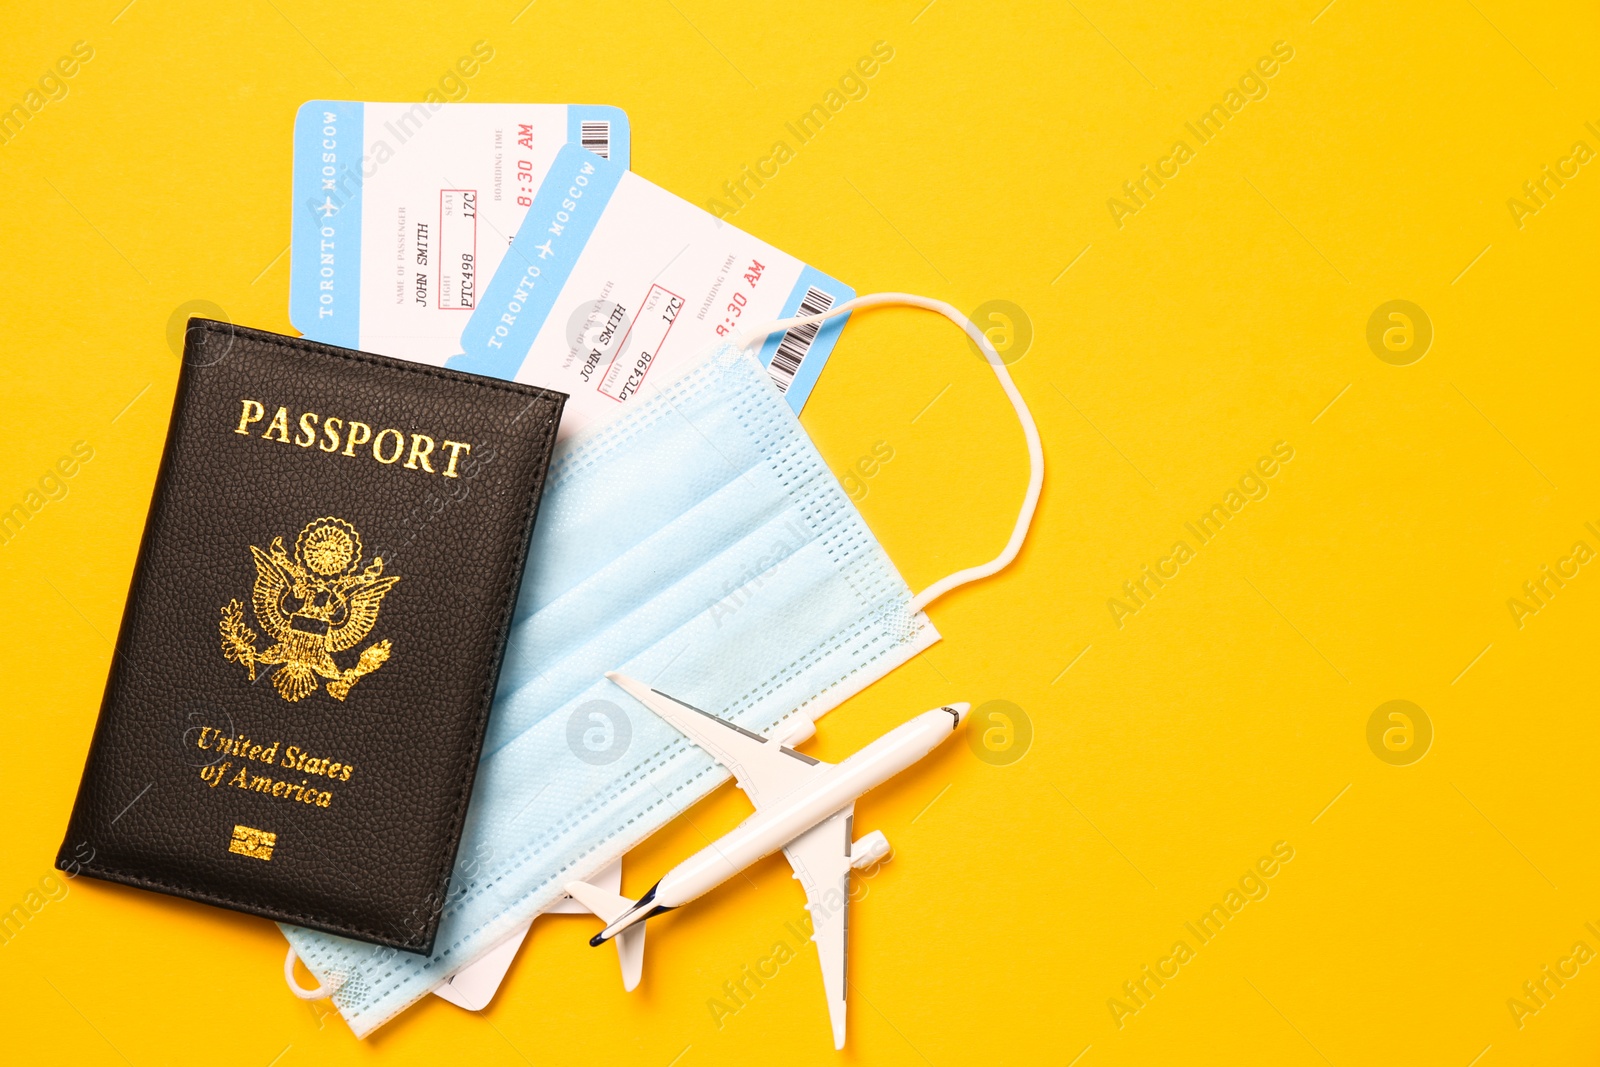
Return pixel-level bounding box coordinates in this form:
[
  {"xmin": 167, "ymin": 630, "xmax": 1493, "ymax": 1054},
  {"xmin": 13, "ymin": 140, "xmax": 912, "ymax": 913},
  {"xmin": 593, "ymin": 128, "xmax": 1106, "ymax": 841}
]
[
  {"xmin": 284, "ymin": 945, "xmax": 333, "ymax": 1000},
  {"xmin": 735, "ymin": 292, "xmax": 1043, "ymax": 613}
]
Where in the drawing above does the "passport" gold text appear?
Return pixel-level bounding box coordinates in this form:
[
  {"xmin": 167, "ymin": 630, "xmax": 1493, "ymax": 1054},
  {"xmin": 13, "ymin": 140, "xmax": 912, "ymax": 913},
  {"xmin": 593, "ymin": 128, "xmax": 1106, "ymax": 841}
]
[{"xmin": 233, "ymin": 399, "xmax": 474, "ymax": 478}]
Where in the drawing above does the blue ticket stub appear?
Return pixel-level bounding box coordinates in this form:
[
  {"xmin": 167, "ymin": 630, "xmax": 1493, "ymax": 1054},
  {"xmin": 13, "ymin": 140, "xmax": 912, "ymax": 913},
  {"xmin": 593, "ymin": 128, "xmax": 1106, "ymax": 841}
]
[
  {"xmin": 289, "ymin": 102, "xmax": 630, "ymax": 363},
  {"xmin": 446, "ymin": 144, "xmax": 851, "ymax": 437}
]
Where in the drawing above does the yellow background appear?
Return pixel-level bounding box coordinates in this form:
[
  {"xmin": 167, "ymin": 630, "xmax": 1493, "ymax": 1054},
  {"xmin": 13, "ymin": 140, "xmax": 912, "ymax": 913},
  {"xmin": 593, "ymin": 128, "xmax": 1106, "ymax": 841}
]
[{"xmin": 2, "ymin": 1, "xmax": 1597, "ymax": 1063}]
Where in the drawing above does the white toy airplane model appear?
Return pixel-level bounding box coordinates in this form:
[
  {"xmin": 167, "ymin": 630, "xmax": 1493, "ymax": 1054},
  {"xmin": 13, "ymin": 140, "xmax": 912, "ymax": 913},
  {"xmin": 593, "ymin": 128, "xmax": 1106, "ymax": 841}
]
[{"xmin": 568, "ymin": 671, "xmax": 970, "ymax": 1049}]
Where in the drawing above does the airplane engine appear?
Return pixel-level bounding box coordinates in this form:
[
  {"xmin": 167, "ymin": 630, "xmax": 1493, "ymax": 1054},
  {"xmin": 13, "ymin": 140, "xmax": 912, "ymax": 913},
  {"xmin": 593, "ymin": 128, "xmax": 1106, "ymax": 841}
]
[
  {"xmin": 850, "ymin": 830, "xmax": 891, "ymax": 869},
  {"xmin": 778, "ymin": 717, "xmax": 816, "ymax": 747}
]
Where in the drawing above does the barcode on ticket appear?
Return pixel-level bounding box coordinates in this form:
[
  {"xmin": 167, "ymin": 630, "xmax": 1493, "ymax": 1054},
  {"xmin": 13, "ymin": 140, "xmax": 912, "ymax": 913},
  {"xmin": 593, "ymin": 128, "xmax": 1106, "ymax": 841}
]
[
  {"xmin": 580, "ymin": 121, "xmax": 611, "ymax": 159},
  {"xmin": 767, "ymin": 286, "xmax": 835, "ymax": 393}
]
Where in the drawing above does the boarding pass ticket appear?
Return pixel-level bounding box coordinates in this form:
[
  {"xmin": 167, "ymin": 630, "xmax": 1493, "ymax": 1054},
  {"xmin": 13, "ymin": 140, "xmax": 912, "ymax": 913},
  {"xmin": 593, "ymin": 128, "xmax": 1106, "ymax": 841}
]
[
  {"xmin": 289, "ymin": 101, "xmax": 630, "ymax": 362},
  {"xmin": 447, "ymin": 143, "xmax": 852, "ymax": 434}
]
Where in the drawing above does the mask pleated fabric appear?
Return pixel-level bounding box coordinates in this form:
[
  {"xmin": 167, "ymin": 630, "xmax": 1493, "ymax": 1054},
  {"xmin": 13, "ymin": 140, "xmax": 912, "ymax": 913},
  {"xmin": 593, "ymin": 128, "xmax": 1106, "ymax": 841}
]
[{"xmin": 282, "ymin": 342, "xmax": 938, "ymax": 1035}]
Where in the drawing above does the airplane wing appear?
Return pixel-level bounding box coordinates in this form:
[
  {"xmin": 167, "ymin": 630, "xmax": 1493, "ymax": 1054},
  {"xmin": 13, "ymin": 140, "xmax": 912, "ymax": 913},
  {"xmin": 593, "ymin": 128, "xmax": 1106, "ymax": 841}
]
[
  {"xmin": 783, "ymin": 805, "xmax": 855, "ymax": 1050},
  {"xmin": 607, "ymin": 672, "xmax": 827, "ymax": 808}
]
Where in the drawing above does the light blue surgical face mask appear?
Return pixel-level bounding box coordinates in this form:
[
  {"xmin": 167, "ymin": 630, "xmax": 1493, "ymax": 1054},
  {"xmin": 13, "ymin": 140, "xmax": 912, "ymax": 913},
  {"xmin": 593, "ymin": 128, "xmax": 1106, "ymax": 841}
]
[{"xmin": 281, "ymin": 294, "xmax": 1042, "ymax": 1036}]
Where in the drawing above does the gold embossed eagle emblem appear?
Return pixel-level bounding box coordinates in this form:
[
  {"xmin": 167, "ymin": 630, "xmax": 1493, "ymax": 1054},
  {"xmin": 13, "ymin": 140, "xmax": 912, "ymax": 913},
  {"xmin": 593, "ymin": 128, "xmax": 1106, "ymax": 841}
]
[{"xmin": 218, "ymin": 517, "xmax": 398, "ymax": 702}]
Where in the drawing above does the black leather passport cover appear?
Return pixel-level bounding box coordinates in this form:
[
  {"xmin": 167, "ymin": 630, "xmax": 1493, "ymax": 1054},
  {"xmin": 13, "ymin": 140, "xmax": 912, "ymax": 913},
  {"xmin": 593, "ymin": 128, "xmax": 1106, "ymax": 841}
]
[{"xmin": 57, "ymin": 320, "xmax": 565, "ymax": 953}]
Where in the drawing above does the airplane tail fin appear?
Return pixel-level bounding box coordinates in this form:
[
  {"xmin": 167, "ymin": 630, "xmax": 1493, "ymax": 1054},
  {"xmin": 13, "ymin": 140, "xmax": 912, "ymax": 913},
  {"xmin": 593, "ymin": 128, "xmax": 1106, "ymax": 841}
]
[{"xmin": 565, "ymin": 881, "xmax": 646, "ymax": 992}]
